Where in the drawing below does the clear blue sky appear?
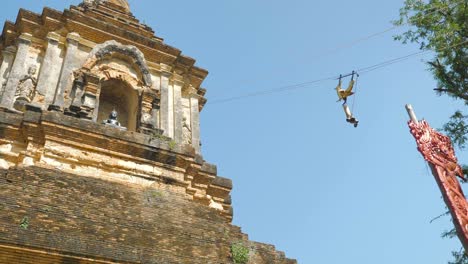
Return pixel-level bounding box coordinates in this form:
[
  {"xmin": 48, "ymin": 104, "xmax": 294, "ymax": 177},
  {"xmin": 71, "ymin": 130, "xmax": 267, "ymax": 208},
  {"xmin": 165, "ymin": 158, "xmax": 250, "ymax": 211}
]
[{"xmin": 2, "ymin": 1, "xmax": 467, "ymax": 263}]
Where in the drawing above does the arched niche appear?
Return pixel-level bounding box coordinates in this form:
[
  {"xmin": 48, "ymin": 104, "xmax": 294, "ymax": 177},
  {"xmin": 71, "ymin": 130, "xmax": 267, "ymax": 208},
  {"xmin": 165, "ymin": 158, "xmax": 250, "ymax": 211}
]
[
  {"xmin": 97, "ymin": 79, "xmax": 139, "ymax": 131},
  {"xmin": 67, "ymin": 41, "xmax": 160, "ymax": 134},
  {"xmin": 83, "ymin": 40, "xmax": 152, "ymax": 88}
]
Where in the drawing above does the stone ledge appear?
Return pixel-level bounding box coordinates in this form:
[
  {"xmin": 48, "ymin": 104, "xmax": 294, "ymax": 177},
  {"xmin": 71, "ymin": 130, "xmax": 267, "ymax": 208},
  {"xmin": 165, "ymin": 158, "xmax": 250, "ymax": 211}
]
[
  {"xmin": 42, "ymin": 111, "xmax": 193, "ymax": 156},
  {"xmin": 0, "ymin": 107, "xmax": 235, "ymax": 221},
  {"xmin": 212, "ymin": 176, "xmax": 233, "ymax": 189},
  {"xmin": 0, "ymin": 111, "xmax": 23, "ymax": 126},
  {"xmin": 201, "ymin": 162, "xmax": 217, "ymax": 175}
]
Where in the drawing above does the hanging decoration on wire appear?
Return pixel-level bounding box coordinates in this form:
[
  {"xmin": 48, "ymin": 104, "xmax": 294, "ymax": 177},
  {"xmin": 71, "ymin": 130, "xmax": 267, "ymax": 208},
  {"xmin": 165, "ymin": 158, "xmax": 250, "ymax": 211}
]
[{"xmin": 335, "ymin": 71, "xmax": 359, "ymax": 128}]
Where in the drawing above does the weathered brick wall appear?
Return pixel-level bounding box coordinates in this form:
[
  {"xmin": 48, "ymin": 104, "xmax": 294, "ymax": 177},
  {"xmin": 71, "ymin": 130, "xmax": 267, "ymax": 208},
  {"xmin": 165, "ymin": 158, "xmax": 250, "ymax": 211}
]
[{"xmin": 0, "ymin": 167, "xmax": 296, "ymax": 263}]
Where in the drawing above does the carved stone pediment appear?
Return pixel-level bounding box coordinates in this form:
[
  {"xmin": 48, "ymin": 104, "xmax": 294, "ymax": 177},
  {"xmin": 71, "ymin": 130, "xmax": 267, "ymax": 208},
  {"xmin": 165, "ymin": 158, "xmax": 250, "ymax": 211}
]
[
  {"xmin": 84, "ymin": 40, "xmax": 152, "ymax": 87},
  {"xmin": 94, "ymin": 65, "xmax": 144, "ymax": 90}
]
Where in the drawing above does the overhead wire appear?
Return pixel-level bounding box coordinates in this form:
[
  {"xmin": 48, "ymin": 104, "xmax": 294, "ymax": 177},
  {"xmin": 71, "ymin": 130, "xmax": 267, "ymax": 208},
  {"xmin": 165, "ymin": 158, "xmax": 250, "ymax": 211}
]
[
  {"xmin": 207, "ymin": 1, "xmax": 466, "ymax": 106},
  {"xmin": 358, "ymin": 40, "xmax": 468, "ymax": 74},
  {"xmin": 229, "ymin": 1, "xmax": 463, "ymax": 87},
  {"xmin": 207, "ymin": 0, "xmax": 466, "ymax": 106},
  {"xmin": 308, "ymin": 26, "xmax": 399, "ymax": 61},
  {"xmin": 357, "ymin": 50, "xmax": 428, "ymax": 74},
  {"xmin": 208, "ymin": 39, "xmax": 467, "ymax": 105},
  {"xmin": 207, "ymin": 76, "xmax": 336, "ymax": 105},
  {"xmin": 306, "ymin": 0, "xmax": 463, "ymax": 60}
]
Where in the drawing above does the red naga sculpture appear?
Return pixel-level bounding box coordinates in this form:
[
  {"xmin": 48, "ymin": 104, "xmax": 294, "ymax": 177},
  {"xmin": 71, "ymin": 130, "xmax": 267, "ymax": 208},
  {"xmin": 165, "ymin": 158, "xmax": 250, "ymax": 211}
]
[{"xmin": 408, "ymin": 118, "xmax": 468, "ymax": 251}]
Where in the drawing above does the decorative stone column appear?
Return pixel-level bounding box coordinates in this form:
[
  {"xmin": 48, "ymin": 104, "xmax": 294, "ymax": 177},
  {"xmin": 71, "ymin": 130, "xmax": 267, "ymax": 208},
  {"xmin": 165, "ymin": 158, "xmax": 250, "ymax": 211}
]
[
  {"xmin": 0, "ymin": 46, "xmax": 16, "ymax": 100},
  {"xmin": 65, "ymin": 71, "xmax": 86, "ymax": 115},
  {"xmin": 160, "ymin": 69, "xmax": 173, "ymax": 138},
  {"xmin": 190, "ymin": 95, "xmax": 201, "ymax": 153},
  {"xmin": 50, "ymin": 32, "xmax": 80, "ymax": 111},
  {"xmin": 81, "ymin": 72, "xmax": 100, "ymax": 120},
  {"xmin": 173, "ymin": 79, "xmax": 184, "ymax": 143},
  {"xmin": 152, "ymin": 97, "xmax": 161, "ymax": 130},
  {"xmin": 65, "ymin": 71, "xmax": 100, "ymax": 120},
  {"xmin": 36, "ymin": 32, "xmax": 62, "ymax": 105},
  {"xmin": 0, "ymin": 33, "xmax": 32, "ymax": 109},
  {"xmin": 138, "ymin": 89, "xmax": 161, "ymax": 135}
]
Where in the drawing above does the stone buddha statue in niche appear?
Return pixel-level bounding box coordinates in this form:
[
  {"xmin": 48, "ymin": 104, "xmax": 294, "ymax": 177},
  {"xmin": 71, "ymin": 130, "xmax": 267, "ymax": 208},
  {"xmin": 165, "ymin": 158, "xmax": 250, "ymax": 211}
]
[{"xmin": 102, "ymin": 109, "xmax": 126, "ymax": 130}]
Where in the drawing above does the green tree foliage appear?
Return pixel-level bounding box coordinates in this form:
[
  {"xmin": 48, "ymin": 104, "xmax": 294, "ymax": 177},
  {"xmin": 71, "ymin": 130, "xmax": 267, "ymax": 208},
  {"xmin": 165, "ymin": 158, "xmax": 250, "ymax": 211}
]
[
  {"xmin": 449, "ymin": 249, "xmax": 468, "ymax": 264},
  {"xmin": 394, "ymin": 0, "xmax": 467, "ymax": 263},
  {"xmin": 394, "ymin": 0, "xmax": 467, "ymax": 151},
  {"xmin": 444, "ymin": 226, "xmax": 468, "ymax": 263},
  {"xmin": 443, "ymin": 111, "xmax": 468, "ymax": 150},
  {"xmin": 394, "ymin": 0, "xmax": 467, "ymax": 104}
]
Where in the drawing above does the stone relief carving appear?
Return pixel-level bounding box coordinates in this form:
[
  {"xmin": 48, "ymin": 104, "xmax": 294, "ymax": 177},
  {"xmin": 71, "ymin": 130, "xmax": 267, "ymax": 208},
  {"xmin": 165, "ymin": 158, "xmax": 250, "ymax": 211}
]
[
  {"xmin": 182, "ymin": 117, "xmax": 192, "ymax": 144},
  {"xmin": 15, "ymin": 65, "xmax": 38, "ymax": 103},
  {"xmin": 0, "ymin": 72, "xmax": 9, "ymax": 97}
]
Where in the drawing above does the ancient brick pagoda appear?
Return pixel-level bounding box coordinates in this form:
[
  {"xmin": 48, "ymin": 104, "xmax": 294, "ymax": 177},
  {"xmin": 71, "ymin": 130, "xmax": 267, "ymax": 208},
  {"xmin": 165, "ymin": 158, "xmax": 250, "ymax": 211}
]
[{"xmin": 0, "ymin": 0, "xmax": 296, "ymax": 263}]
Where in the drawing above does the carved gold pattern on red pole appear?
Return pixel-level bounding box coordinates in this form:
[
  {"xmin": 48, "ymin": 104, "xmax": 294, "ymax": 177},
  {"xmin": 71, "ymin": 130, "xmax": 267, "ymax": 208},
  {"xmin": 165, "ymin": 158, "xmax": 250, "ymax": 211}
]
[{"xmin": 408, "ymin": 120, "xmax": 468, "ymax": 251}]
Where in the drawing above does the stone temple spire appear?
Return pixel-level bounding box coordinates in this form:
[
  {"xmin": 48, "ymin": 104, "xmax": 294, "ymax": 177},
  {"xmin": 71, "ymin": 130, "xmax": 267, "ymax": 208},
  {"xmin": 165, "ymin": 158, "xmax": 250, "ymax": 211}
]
[{"xmin": 83, "ymin": 0, "xmax": 131, "ymax": 13}]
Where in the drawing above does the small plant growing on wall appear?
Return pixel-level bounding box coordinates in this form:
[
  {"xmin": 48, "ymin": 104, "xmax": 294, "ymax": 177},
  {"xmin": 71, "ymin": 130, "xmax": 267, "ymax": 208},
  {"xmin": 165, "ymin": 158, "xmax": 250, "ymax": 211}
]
[
  {"xmin": 19, "ymin": 216, "xmax": 30, "ymax": 230},
  {"xmin": 168, "ymin": 140, "xmax": 177, "ymax": 150},
  {"xmin": 149, "ymin": 131, "xmax": 177, "ymax": 151},
  {"xmin": 143, "ymin": 187, "xmax": 164, "ymax": 204},
  {"xmin": 151, "ymin": 131, "xmax": 165, "ymax": 140},
  {"xmin": 231, "ymin": 242, "xmax": 250, "ymax": 264}
]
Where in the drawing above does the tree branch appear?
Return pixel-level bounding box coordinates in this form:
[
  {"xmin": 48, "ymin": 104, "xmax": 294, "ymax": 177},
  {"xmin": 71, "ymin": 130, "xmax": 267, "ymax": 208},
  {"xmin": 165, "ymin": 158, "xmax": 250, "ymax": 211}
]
[{"xmin": 434, "ymin": 88, "xmax": 468, "ymax": 101}]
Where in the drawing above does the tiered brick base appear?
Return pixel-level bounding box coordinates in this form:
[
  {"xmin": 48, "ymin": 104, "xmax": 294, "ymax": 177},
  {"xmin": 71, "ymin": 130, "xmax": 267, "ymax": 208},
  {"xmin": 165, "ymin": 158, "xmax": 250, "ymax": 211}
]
[{"xmin": 0, "ymin": 166, "xmax": 296, "ymax": 263}]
